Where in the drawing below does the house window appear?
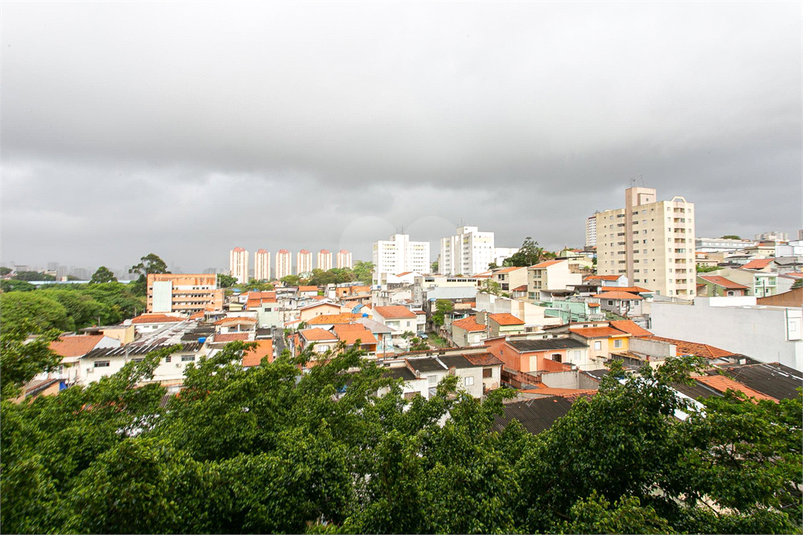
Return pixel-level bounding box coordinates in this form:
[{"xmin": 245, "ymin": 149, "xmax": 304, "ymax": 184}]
[
  {"xmin": 165, "ymin": 356, "xmax": 172, "ymax": 363},
  {"xmin": 94, "ymin": 360, "xmax": 110, "ymax": 368},
  {"xmin": 404, "ymin": 391, "xmax": 418, "ymax": 400},
  {"xmin": 464, "ymin": 376, "xmax": 474, "ymax": 387},
  {"xmin": 552, "ymin": 353, "xmax": 562, "ymax": 363},
  {"xmin": 594, "ymin": 341, "xmax": 602, "ymax": 350},
  {"xmin": 427, "ymin": 375, "xmax": 438, "ymax": 385},
  {"xmin": 608, "ymin": 300, "xmax": 614, "ymax": 305},
  {"xmin": 181, "ymin": 355, "xmax": 195, "ymax": 362},
  {"xmin": 483, "ymin": 368, "xmax": 492, "ymax": 378},
  {"xmin": 614, "ymin": 339, "xmax": 623, "ymax": 348}
]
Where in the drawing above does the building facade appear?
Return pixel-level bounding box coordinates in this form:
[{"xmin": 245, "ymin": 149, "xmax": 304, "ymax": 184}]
[
  {"xmin": 229, "ymin": 247, "xmax": 249, "ymax": 284},
  {"xmin": 254, "ymin": 249, "xmax": 270, "ymax": 281},
  {"xmin": 317, "ymin": 249, "xmax": 333, "ymax": 271},
  {"xmin": 337, "ymin": 249, "xmax": 353, "ymax": 269},
  {"xmin": 586, "ymin": 215, "xmax": 597, "ymax": 247},
  {"xmin": 439, "ymin": 226, "xmax": 496, "ymax": 276},
  {"xmin": 147, "ymin": 273, "xmax": 224, "ymax": 314},
  {"xmin": 372, "ymin": 234, "xmax": 430, "ymax": 283},
  {"xmin": 596, "ymin": 187, "xmax": 696, "ymax": 298},
  {"xmin": 297, "ymin": 249, "xmax": 313, "ymax": 276},
  {"xmin": 275, "ymin": 250, "xmax": 292, "ymax": 280}
]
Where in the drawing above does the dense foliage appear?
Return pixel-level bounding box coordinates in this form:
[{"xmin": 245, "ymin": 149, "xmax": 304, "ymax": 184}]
[
  {"xmin": 0, "ymin": 282, "xmax": 145, "ymax": 332},
  {"xmin": 1, "ymin": 344, "xmax": 800, "ymax": 534}
]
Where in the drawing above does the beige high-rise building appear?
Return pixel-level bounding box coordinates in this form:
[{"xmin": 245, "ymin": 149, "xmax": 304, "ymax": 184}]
[
  {"xmin": 336, "ymin": 249, "xmax": 353, "ymax": 269},
  {"xmin": 147, "ymin": 273, "xmax": 224, "ymax": 314},
  {"xmin": 254, "ymin": 249, "xmax": 270, "ymax": 280},
  {"xmin": 297, "ymin": 249, "xmax": 313, "ymax": 276},
  {"xmin": 317, "ymin": 249, "xmax": 333, "ymax": 271},
  {"xmin": 595, "ymin": 186, "xmax": 695, "ymax": 298},
  {"xmin": 229, "ymin": 247, "xmax": 249, "ymax": 284},
  {"xmin": 275, "ymin": 250, "xmax": 292, "ymax": 280}
]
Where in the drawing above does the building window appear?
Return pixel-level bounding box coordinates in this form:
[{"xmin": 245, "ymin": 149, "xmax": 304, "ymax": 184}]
[
  {"xmin": 594, "ymin": 341, "xmax": 602, "ymax": 350},
  {"xmin": 464, "ymin": 376, "xmax": 474, "ymax": 387},
  {"xmin": 552, "ymin": 353, "xmax": 562, "ymax": 363},
  {"xmin": 181, "ymin": 355, "xmax": 195, "ymax": 362},
  {"xmin": 483, "ymin": 368, "xmax": 493, "ymax": 378},
  {"xmin": 94, "ymin": 360, "xmax": 110, "ymax": 368},
  {"xmin": 614, "ymin": 339, "xmax": 623, "ymax": 348}
]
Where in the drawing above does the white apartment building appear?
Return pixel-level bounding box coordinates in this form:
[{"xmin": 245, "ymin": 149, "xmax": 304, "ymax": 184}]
[
  {"xmin": 695, "ymin": 237, "xmax": 757, "ymax": 253},
  {"xmin": 317, "ymin": 249, "xmax": 333, "ymax": 271},
  {"xmin": 275, "ymin": 250, "xmax": 292, "ymax": 280},
  {"xmin": 229, "ymin": 247, "xmax": 249, "ymax": 284},
  {"xmin": 596, "ymin": 186, "xmax": 696, "ymax": 298},
  {"xmin": 372, "ymin": 234, "xmax": 430, "ymax": 284},
  {"xmin": 336, "ymin": 249, "xmax": 353, "ymax": 269},
  {"xmin": 439, "ymin": 226, "xmax": 496, "ymax": 276},
  {"xmin": 297, "ymin": 250, "xmax": 313, "ymax": 276},
  {"xmin": 586, "ymin": 215, "xmax": 597, "ymax": 247},
  {"xmin": 254, "ymin": 249, "xmax": 270, "ymax": 281}
]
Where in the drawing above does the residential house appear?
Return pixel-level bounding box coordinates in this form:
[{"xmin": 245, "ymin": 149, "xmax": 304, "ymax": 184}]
[
  {"xmin": 242, "ymin": 340, "xmax": 274, "ymax": 367},
  {"xmin": 128, "ymin": 313, "xmax": 185, "ymax": 334},
  {"xmin": 590, "ymin": 290, "xmax": 644, "ymax": 317},
  {"xmin": 527, "ymin": 259, "xmax": 584, "ymax": 302},
  {"xmin": 697, "ymin": 275, "xmax": 749, "ymax": 297},
  {"xmin": 717, "ymin": 267, "xmax": 778, "ymax": 298},
  {"xmin": 451, "ymin": 316, "xmax": 488, "ymax": 347},
  {"xmin": 333, "ymin": 323, "xmax": 378, "ymax": 354},
  {"xmin": 491, "ymin": 266, "xmax": 529, "ymax": 293},
  {"xmin": 298, "ymin": 302, "xmax": 343, "ymax": 322},
  {"xmin": 486, "ymin": 313, "xmax": 526, "ymax": 338},
  {"xmin": 485, "ymin": 336, "xmax": 589, "ymax": 374},
  {"xmin": 373, "ymin": 306, "xmax": 418, "ymax": 351}
]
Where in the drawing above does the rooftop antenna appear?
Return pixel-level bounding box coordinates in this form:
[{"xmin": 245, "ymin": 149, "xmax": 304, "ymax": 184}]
[
  {"xmin": 630, "ymin": 177, "xmax": 636, "ymax": 188},
  {"xmin": 639, "ymin": 174, "xmax": 645, "ymax": 187}
]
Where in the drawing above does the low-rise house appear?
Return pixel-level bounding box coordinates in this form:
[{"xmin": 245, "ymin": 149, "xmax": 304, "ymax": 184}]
[
  {"xmin": 451, "ymin": 316, "xmax": 487, "ymax": 347},
  {"xmin": 79, "ymin": 342, "xmax": 206, "ymax": 386},
  {"xmin": 298, "ymin": 285, "xmax": 319, "ymax": 298},
  {"xmin": 590, "ymin": 290, "xmax": 644, "ymax": 317},
  {"xmin": 717, "ymin": 267, "xmax": 779, "ymax": 298},
  {"xmin": 306, "ymin": 313, "xmax": 363, "ymax": 330},
  {"xmin": 50, "ymin": 334, "xmax": 122, "ymax": 385},
  {"xmin": 298, "ymin": 328, "xmax": 339, "ymax": 356},
  {"xmin": 697, "ymin": 275, "xmax": 749, "ymax": 297},
  {"xmin": 333, "ymin": 323, "xmax": 378, "ymax": 354},
  {"xmin": 242, "ymin": 340, "xmax": 274, "ymax": 367},
  {"xmin": 214, "ymin": 316, "xmax": 257, "ymax": 335},
  {"xmin": 487, "ymin": 313, "xmax": 526, "ymax": 338},
  {"xmin": 527, "ymin": 259, "xmax": 584, "ymax": 302},
  {"xmin": 464, "ymin": 352, "xmax": 504, "ymax": 393},
  {"xmin": 491, "ymin": 266, "xmax": 529, "ymax": 293},
  {"xmin": 128, "ymin": 313, "xmax": 185, "ymax": 334},
  {"xmin": 491, "ymin": 396, "xmax": 574, "ymax": 435},
  {"xmin": 298, "ymin": 302, "xmax": 342, "ymax": 322},
  {"xmin": 485, "ymin": 336, "xmax": 589, "ymax": 374}
]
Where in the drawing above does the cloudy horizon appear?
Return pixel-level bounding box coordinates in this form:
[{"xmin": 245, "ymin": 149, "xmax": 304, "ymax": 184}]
[{"xmin": 2, "ymin": 1, "xmax": 801, "ymax": 274}]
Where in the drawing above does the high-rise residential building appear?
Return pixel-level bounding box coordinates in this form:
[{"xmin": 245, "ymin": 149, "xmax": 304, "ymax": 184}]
[
  {"xmin": 317, "ymin": 249, "xmax": 333, "ymax": 271},
  {"xmin": 147, "ymin": 273, "xmax": 224, "ymax": 314},
  {"xmin": 373, "ymin": 233, "xmax": 430, "ymax": 283},
  {"xmin": 230, "ymin": 247, "xmax": 249, "ymax": 284},
  {"xmin": 595, "ymin": 186, "xmax": 695, "ymax": 298},
  {"xmin": 336, "ymin": 249, "xmax": 353, "ymax": 269},
  {"xmin": 297, "ymin": 249, "xmax": 313, "ymax": 276},
  {"xmin": 755, "ymin": 231, "xmax": 788, "ymax": 242},
  {"xmin": 586, "ymin": 215, "xmax": 598, "ymax": 247},
  {"xmin": 275, "ymin": 250, "xmax": 292, "ymax": 280},
  {"xmin": 439, "ymin": 226, "xmax": 496, "ymax": 276},
  {"xmin": 254, "ymin": 249, "xmax": 271, "ymax": 281}
]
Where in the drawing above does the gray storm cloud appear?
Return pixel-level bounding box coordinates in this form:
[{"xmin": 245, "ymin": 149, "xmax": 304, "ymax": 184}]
[{"xmin": 2, "ymin": 1, "xmax": 800, "ymax": 271}]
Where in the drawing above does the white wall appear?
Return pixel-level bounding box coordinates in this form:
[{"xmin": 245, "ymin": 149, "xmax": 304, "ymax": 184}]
[{"xmin": 650, "ymin": 298, "xmax": 803, "ymax": 371}]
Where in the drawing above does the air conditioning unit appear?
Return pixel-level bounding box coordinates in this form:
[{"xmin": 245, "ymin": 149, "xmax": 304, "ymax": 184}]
[
  {"xmin": 175, "ymin": 363, "xmax": 183, "ymax": 368},
  {"xmin": 86, "ymin": 368, "xmax": 93, "ymax": 374}
]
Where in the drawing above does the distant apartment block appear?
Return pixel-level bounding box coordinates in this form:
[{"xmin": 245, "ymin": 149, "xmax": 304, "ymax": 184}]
[
  {"xmin": 147, "ymin": 273, "xmax": 224, "ymax": 314},
  {"xmin": 337, "ymin": 249, "xmax": 353, "ymax": 269},
  {"xmin": 297, "ymin": 249, "xmax": 313, "ymax": 276},
  {"xmin": 755, "ymin": 231, "xmax": 788, "ymax": 242},
  {"xmin": 317, "ymin": 249, "xmax": 333, "ymax": 271},
  {"xmin": 373, "ymin": 234, "xmax": 430, "ymax": 283},
  {"xmin": 275, "ymin": 250, "xmax": 292, "ymax": 280},
  {"xmin": 586, "ymin": 215, "xmax": 597, "ymax": 247},
  {"xmin": 254, "ymin": 249, "xmax": 270, "ymax": 281},
  {"xmin": 695, "ymin": 237, "xmax": 757, "ymax": 253},
  {"xmin": 229, "ymin": 247, "xmax": 249, "ymax": 284},
  {"xmin": 596, "ymin": 186, "xmax": 696, "ymax": 298},
  {"xmin": 440, "ymin": 226, "xmax": 495, "ymax": 276}
]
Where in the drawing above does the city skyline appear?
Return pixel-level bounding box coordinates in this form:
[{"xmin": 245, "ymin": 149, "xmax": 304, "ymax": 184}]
[{"xmin": 2, "ymin": 3, "xmax": 800, "ymax": 272}]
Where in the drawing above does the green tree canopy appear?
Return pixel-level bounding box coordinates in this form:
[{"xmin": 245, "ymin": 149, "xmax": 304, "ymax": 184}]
[
  {"xmin": 431, "ymin": 299, "xmax": 453, "ymax": 327},
  {"xmin": 503, "ymin": 237, "xmax": 546, "ymax": 267},
  {"xmin": 217, "ymin": 273, "xmax": 237, "ymax": 288},
  {"xmin": 13, "ymin": 270, "xmax": 56, "ymax": 281},
  {"xmin": 90, "ymin": 266, "xmax": 117, "ymax": 284},
  {"xmin": 721, "ymin": 235, "xmax": 741, "ymax": 240},
  {"xmin": 351, "ymin": 260, "xmax": 374, "ymax": 285}
]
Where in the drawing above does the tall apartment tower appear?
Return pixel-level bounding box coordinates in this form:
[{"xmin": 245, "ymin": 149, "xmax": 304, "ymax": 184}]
[
  {"xmin": 275, "ymin": 250, "xmax": 292, "ymax": 280},
  {"xmin": 372, "ymin": 234, "xmax": 430, "ymax": 282},
  {"xmin": 229, "ymin": 247, "xmax": 249, "ymax": 284},
  {"xmin": 585, "ymin": 215, "xmax": 598, "ymax": 247},
  {"xmin": 336, "ymin": 249, "xmax": 353, "ymax": 269},
  {"xmin": 595, "ymin": 186, "xmax": 695, "ymax": 298},
  {"xmin": 297, "ymin": 249, "xmax": 313, "ymax": 276},
  {"xmin": 439, "ymin": 226, "xmax": 495, "ymax": 276},
  {"xmin": 317, "ymin": 249, "xmax": 333, "ymax": 271},
  {"xmin": 254, "ymin": 249, "xmax": 271, "ymax": 281}
]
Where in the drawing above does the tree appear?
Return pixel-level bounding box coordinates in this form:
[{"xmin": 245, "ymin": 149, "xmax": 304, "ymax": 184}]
[
  {"xmin": 0, "ymin": 280, "xmax": 35, "ymax": 292},
  {"xmin": 0, "ymin": 322, "xmax": 62, "ymax": 400},
  {"xmin": 721, "ymin": 235, "xmax": 741, "ymax": 240},
  {"xmin": 217, "ymin": 274, "xmax": 237, "ymax": 288},
  {"xmin": 129, "ymin": 253, "xmax": 170, "ymax": 296},
  {"xmin": 280, "ymin": 274, "xmax": 301, "ymax": 287},
  {"xmin": 0, "ymin": 266, "xmax": 12, "ymax": 276},
  {"xmin": 409, "ymin": 337, "xmax": 429, "ymax": 351},
  {"xmin": 431, "ymin": 299, "xmax": 453, "ymax": 327},
  {"xmin": 430, "ymin": 261, "xmax": 439, "ymax": 273},
  {"xmin": 696, "ymin": 264, "xmax": 722, "ymax": 273},
  {"xmin": 480, "ymin": 279, "xmax": 502, "ymax": 296},
  {"xmin": 13, "ymin": 270, "xmax": 55, "ymax": 281},
  {"xmin": 89, "ymin": 266, "xmax": 117, "ymax": 284},
  {"xmin": 503, "ymin": 237, "xmax": 545, "ymax": 267},
  {"xmin": 0, "ymin": 292, "xmax": 71, "ymax": 332},
  {"xmin": 352, "ymin": 261, "xmax": 374, "ymax": 285}
]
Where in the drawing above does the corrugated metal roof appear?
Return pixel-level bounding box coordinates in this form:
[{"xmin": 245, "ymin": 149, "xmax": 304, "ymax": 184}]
[{"xmin": 492, "ymin": 397, "xmax": 574, "ymax": 434}]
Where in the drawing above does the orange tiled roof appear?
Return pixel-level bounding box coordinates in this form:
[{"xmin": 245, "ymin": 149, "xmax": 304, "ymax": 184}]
[
  {"xmin": 131, "ymin": 314, "xmax": 183, "ymax": 324},
  {"xmin": 592, "ymin": 291, "xmax": 644, "ymax": 300},
  {"xmin": 584, "ymin": 274, "xmax": 622, "ymax": 281},
  {"xmin": 189, "ymin": 310, "xmax": 205, "ymax": 320},
  {"xmin": 512, "ymin": 285, "xmax": 528, "ymax": 292},
  {"xmin": 374, "ymin": 306, "xmax": 416, "ymax": 319},
  {"xmin": 242, "ymin": 340, "xmax": 273, "ymax": 367},
  {"xmin": 307, "ymin": 313, "xmax": 361, "ymax": 325},
  {"xmin": 525, "ymin": 386, "xmax": 596, "ymax": 400},
  {"xmin": 698, "ymin": 275, "xmax": 749, "ymax": 290},
  {"xmin": 333, "ymin": 324, "xmax": 377, "ymax": 345},
  {"xmin": 452, "ymin": 316, "xmax": 486, "ymax": 332},
  {"xmin": 395, "ymin": 271, "xmax": 413, "ymax": 277},
  {"xmin": 214, "ymin": 333, "xmax": 250, "ymax": 343},
  {"xmin": 588, "ymin": 303, "xmax": 600, "ymax": 307},
  {"xmin": 50, "ymin": 335, "xmax": 104, "ymax": 357},
  {"xmin": 494, "ymin": 266, "xmax": 523, "ymax": 274},
  {"xmin": 214, "ymin": 316, "xmax": 258, "ymax": 325},
  {"xmin": 694, "ymin": 375, "xmax": 777, "ymax": 403},
  {"xmin": 600, "ymin": 286, "xmax": 651, "ymax": 293},
  {"xmin": 570, "ymin": 326, "xmax": 628, "ymax": 339},
  {"xmin": 298, "ymin": 286, "xmax": 318, "ymax": 292},
  {"xmin": 300, "ymin": 328, "xmax": 338, "ymax": 342},
  {"xmin": 464, "ymin": 352, "xmax": 503, "ymax": 366},
  {"xmin": 609, "ymin": 320, "xmax": 653, "ymax": 337},
  {"xmin": 489, "ymin": 313, "xmax": 524, "ymax": 326},
  {"xmin": 645, "ymin": 336, "xmax": 736, "ymax": 359},
  {"xmin": 742, "ymin": 258, "xmax": 774, "ymax": 270},
  {"xmin": 531, "ymin": 260, "xmax": 564, "ymax": 269}
]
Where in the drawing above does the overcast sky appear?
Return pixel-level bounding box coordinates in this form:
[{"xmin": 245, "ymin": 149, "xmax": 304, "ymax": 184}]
[{"xmin": 2, "ymin": 1, "xmax": 801, "ymax": 273}]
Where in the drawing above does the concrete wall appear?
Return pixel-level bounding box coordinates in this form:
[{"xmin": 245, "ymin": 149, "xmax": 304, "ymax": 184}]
[{"xmin": 650, "ymin": 298, "xmax": 803, "ymax": 371}]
